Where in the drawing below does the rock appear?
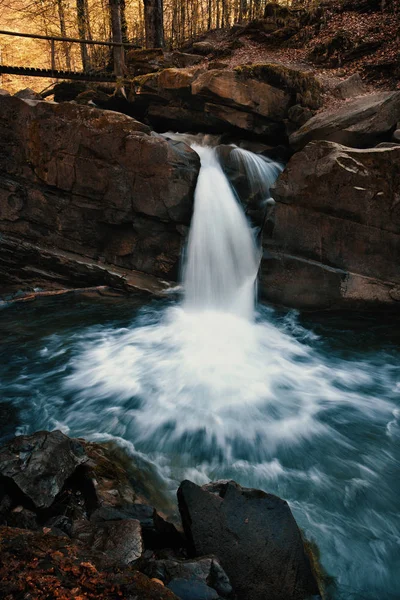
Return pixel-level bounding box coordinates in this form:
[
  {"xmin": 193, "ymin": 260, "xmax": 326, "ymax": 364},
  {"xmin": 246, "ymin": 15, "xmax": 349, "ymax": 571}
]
[
  {"xmin": 0, "ymin": 526, "xmax": 179, "ymax": 599},
  {"xmin": 171, "ymin": 51, "xmax": 203, "ymax": 68},
  {"xmin": 0, "ymin": 430, "xmax": 87, "ymax": 509},
  {"xmin": 192, "ymin": 41, "xmax": 215, "ymax": 55},
  {"xmin": 139, "ymin": 555, "xmax": 233, "ymax": 600},
  {"xmin": 290, "ymin": 91, "xmax": 400, "ymax": 150},
  {"xmin": 0, "ymin": 89, "xmax": 10, "ymax": 96},
  {"xmin": 73, "ymin": 518, "xmax": 143, "ymax": 565},
  {"xmin": 332, "ymin": 73, "xmax": 366, "ymax": 100},
  {"xmin": 126, "ymin": 48, "xmax": 169, "ymax": 75},
  {"xmin": 392, "ymin": 129, "xmax": 400, "ymax": 142},
  {"xmin": 6, "ymin": 506, "xmax": 38, "ymax": 530},
  {"xmin": 0, "ymin": 95, "xmax": 200, "ymax": 292},
  {"xmin": 192, "ymin": 69, "xmax": 290, "ymax": 120},
  {"xmin": 178, "ymin": 479, "xmax": 320, "ymax": 600},
  {"xmin": 262, "ymin": 140, "xmax": 400, "ymax": 309},
  {"xmin": 288, "ymin": 104, "xmax": 314, "ymax": 126},
  {"xmin": 90, "ymin": 503, "xmax": 184, "ymax": 550},
  {"xmin": 14, "ymin": 87, "xmax": 42, "ymax": 100}
]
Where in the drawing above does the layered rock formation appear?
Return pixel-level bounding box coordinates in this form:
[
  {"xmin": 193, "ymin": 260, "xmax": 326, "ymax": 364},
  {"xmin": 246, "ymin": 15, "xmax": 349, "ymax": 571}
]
[
  {"xmin": 261, "ymin": 140, "xmax": 400, "ymax": 309},
  {"xmin": 0, "ymin": 95, "xmax": 199, "ymax": 295}
]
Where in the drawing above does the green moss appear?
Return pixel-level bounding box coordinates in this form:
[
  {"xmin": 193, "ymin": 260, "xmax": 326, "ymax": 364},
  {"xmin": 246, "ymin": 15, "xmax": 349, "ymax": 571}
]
[{"xmin": 234, "ymin": 63, "xmax": 323, "ymax": 109}]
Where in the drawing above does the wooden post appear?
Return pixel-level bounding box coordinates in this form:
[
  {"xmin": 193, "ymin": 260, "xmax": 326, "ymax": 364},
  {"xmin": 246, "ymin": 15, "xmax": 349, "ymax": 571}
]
[{"xmin": 51, "ymin": 39, "xmax": 56, "ymax": 73}]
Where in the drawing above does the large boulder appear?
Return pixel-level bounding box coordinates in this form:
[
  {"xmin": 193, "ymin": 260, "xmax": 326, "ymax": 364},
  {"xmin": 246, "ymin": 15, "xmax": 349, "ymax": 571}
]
[
  {"xmin": 0, "ymin": 96, "xmax": 199, "ymax": 293},
  {"xmin": 0, "ymin": 430, "xmax": 87, "ymax": 509},
  {"xmin": 178, "ymin": 479, "xmax": 320, "ymax": 600},
  {"xmin": 261, "ymin": 140, "xmax": 400, "ymax": 309},
  {"xmin": 192, "ymin": 69, "xmax": 290, "ymax": 120},
  {"xmin": 290, "ymin": 91, "xmax": 400, "ymax": 150}
]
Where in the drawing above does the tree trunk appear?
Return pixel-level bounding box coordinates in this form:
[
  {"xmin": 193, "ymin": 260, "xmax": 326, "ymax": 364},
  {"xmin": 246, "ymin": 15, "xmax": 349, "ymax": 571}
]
[
  {"xmin": 120, "ymin": 0, "xmax": 129, "ymax": 42},
  {"xmin": 57, "ymin": 0, "xmax": 71, "ymax": 69},
  {"xmin": 143, "ymin": 0, "xmax": 164, "ymax": 48},
  {"xmin": 76, "ymin": 0, "xmax": 90, "ymax": 71},
  {"xmin": 109, "ymin": 0, "xmax": 125, "ymax": 76}
]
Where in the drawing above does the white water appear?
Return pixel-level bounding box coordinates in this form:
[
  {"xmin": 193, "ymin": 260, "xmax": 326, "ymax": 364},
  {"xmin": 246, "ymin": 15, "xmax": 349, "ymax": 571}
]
[
  {"xmin": 230, "ymin": 146, "xmax": 283, "ymax": 205},
  {"xmin": 183, "ymin": 143, "xmax": 259, "ymax": 319}
]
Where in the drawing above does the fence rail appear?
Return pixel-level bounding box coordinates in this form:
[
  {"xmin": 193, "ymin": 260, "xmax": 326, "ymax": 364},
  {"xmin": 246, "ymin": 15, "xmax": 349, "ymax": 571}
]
[{"xmin": 0, "ymin": 29, "xmax": 138, "ymax": 81}]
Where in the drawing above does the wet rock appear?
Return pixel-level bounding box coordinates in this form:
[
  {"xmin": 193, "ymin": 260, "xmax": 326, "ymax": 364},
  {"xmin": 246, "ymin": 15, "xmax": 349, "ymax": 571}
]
[
  {"xmin": 262, "ymin": 140, "xmax": 400, "ymax": 309},
  {"xmin": 140, "ymin": 555, "xmax": 233, "ymax": 600},
  {"xmin": 0, "ymin": 430, "xmax": 87, "ymax": 509},
  {"xmin": 178, "ymin": 479, "xmax": 320, "ymax": 600},
  {"xmin": 290, "ymin": 91, "xmax": 400, "ymax": 150},
  {"xmin": 14, "ymin": 87, "xmax": 42, "ymax": 100}
]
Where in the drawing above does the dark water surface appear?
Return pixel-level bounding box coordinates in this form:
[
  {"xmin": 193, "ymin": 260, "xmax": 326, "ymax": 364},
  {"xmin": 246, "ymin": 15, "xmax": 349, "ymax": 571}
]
[{"xmin": 0, "ymin": 294, "xmax": 399, "ymax": 599}]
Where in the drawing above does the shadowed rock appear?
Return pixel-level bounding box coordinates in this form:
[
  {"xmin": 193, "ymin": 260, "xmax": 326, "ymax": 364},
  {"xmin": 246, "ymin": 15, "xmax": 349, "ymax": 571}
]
[
  {"xmin": 0, "ymin": 430, "xmax": 87, "ymax": 509},
  {"xmin": 178, "ymin": 479, "xmax": 320, "ymax": 600}
]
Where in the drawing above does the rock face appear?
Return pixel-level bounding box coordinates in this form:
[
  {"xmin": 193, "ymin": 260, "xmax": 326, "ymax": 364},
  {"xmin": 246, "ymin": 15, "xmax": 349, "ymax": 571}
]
[
  {"xmin": 0, "ymin": 95, "xmax": 199, "ymax": 294},
  {"xmin": 261, "ymin": 140, "xmax": 400, "ymax": 309},
  {"xmin": 130, "ymin": 63, "xmax": 322, "ymax": 142},
  {"xmin": 178, "ymin": 479, "xmax": 320, "ymax": 600},
  {"xmin": 290, "ymin": 91, "xmax": 400, "ymax": 150}
]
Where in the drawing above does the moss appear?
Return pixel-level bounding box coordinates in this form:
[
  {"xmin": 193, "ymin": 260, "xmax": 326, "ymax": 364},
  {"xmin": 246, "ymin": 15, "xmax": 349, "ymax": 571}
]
[
  {"xmin": 234, "ymin": 63, "xmax": 323, "ymax": 109},
  {"xmin": 303, "ymin": 536, "xmax": 335, "ymax": 600}
]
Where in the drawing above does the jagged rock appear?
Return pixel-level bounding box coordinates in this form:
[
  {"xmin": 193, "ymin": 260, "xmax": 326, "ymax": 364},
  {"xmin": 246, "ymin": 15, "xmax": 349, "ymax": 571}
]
[
  {"xmin": 178, "ymin": 479, "xmax": 320, "ymax": 600},
  {"xmin": 0, "ymin": 95, "xmax": 200, "ymax": 292},
  {"xmin": 290, "ymin": 91, "xmax": 400, "ymax": 150},
  {"xmin": 14, "ymin": 87, "xmax": 42, "ymax": 100},
  {"xmin": 332, "ymin": 73, "xmax": 366, "ymax": 99},
  {"xmin": 0, "ymin": 430, "xmax": 87, "ymax": 509},
  {"xmin": 139, "ymin": 555, "xmax": 234, "ymax": 600},
  {"xmin": 262, "ymin": 140, "xmax": 400, "ymax": 309},
  {"xmin": 0, "ymin": 526, "xmax": 179, "ymax": 599}
]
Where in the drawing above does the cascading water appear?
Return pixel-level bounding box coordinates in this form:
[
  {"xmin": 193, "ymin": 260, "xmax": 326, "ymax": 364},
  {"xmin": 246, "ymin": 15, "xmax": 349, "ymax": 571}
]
[
  {"xmin": 229, "ymin": 146, "xmax": 283, "ymax": 206},
  {"xmin": 183, "ymin": 143, "xmax": 259, "ymax": 319},
  {"xmin": 1, "ymin": 135, "xmax": 400, "ymax": 599}
]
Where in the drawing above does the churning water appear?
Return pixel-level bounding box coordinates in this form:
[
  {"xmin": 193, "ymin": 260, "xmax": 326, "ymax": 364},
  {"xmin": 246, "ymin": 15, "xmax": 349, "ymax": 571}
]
[{"xmin": 1, "ymin": 138, "xmax": 399, "ymax": 599}]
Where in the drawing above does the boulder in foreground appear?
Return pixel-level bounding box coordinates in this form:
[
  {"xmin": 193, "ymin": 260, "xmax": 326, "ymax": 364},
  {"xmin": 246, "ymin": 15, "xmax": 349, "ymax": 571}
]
[{"xmin": 178, "ymin": 479, "xmax": 320, "ymax": 600}]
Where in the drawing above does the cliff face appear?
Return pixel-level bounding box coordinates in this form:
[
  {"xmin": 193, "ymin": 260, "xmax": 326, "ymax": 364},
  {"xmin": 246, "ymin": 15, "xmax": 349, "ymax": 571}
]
[
  {"xmin": 261, "ymin": 141, "xmax": 400, "ymax": 310},
  {"xmin": 0, "ymin": 96, "xmax": 200, "ymax": 294}
]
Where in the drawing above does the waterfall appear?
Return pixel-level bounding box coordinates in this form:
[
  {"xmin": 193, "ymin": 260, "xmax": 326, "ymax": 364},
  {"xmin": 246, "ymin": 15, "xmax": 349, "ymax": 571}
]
[
  {"xmin": 183, "ymin": 143, "xmax": 259, "ymax": 321},
  {"xmin": 229, "ymin": 147, "xmax": 283, "ymax": 206}
]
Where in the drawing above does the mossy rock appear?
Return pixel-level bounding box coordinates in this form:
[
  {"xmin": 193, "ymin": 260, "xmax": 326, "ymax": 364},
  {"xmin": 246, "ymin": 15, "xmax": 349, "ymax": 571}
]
[{"xmin": 234, "ymin": 63, "xmax": 323, "ymax": 109}]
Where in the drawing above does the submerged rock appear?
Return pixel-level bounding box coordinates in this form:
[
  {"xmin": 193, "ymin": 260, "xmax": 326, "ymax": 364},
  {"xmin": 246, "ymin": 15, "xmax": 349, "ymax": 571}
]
[{"xmin": 178, "ymin": 479, "xmax": 320, "ymax": 600}]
